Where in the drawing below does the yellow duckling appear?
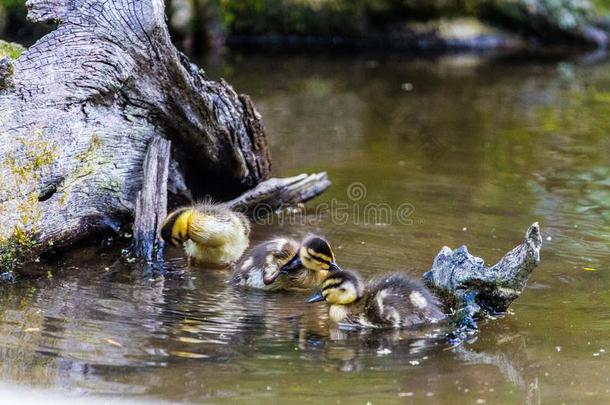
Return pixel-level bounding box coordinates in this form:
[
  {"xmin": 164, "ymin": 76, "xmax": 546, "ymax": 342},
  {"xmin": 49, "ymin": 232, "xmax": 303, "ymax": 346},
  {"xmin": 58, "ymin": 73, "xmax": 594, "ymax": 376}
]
[
  {"xmin": 230, "ymin": 235, "xmax": 341, "ymax": 291},
  {"xmin": 308, "ymin": 269, "xmax": 445, "ymax": 328},
  {"xmin": 161, "ymin": 202, "xmax": 250, "ymax": 267}
]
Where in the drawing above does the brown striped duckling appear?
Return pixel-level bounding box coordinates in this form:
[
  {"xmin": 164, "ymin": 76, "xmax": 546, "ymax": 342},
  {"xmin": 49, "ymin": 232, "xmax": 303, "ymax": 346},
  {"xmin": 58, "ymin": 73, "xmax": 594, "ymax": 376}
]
[
  {"xmin": 230, "ymin": 235, "xmax": 341, "ymax": 291},
  {"xmin": 308, "ymin": 269, "xmax": 445, "ymax": 328},
  {"xmin": 161, "ymin": 202, "xmax": 250, "ymax": 267}
]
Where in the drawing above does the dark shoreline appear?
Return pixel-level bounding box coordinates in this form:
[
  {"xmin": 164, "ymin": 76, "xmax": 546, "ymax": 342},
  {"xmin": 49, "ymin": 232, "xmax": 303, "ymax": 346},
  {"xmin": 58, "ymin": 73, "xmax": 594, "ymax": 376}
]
[{"xmin": 225, "ymin": 31, "xmax": 522, "ymax": 52}]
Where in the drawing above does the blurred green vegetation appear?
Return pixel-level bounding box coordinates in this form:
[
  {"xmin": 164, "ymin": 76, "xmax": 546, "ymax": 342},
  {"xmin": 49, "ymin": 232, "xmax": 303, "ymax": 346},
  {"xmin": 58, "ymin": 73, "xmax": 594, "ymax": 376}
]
[
  {"xmin": 195, "ymin": 0, "xmax": 607, "ymax": 35},
  {"xmin": 190, "ymin": 0, "xmax": 598, "ymax": 35},
  {"xmin": 0, "ymin": 39, "xmax": 24, "ymax": 58},
  {"xmin": 1, "ymin": 0, "xmax": 609, "ymax": 48},
  {"xmin": 592, "ymin": 0, "xmax": 610, "ymax": 13},
  {"xmin": 168, "ymin": 0, "xmax": 610, "ymax": 51}
]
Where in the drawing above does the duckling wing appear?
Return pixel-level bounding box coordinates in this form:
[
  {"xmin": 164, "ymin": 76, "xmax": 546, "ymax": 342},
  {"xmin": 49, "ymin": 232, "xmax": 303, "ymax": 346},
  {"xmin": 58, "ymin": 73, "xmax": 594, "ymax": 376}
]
[
  {"xmin": 365, "ymin": 275, "xmax": 445, "ymax": 328},
  {"xmin": 259, "ymin": 239, "xmax": 300, "ymax": 284},
  {"xmin": 232, "ymin": 239, "xmax": 299, "ymax": 287},
  {"xmin": 365, "ymin": 287, "xmax": 407, "ymax": 328}
]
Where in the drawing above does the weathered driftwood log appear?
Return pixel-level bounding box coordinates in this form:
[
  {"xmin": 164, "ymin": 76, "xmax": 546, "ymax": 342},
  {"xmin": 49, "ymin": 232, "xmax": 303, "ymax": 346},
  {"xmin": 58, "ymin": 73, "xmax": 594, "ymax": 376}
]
[
  {"xmin": 225, "ymin": 172, "xmax": 331, "ymax": 217},
  {"xmin": 0, "ymin": 0, "xmax": 329, "ymax": 272},
  {"xmin": 132, "ymin": 136, "xmax": 171, "ymax": 261},
  {"xmin": 423, "ymin": 222, "xmax": 542, "ymax": 324}
]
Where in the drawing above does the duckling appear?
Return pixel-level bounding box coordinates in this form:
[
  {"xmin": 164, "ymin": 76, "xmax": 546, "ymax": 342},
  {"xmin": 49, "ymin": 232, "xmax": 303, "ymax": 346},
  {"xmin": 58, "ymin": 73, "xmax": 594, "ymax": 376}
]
[
  {"xmin": 308, "ymin": 269, "xmax": 445, "ymax": 328},
  {"xmin": 230, "ymin": 235, "xmax": 342, "ymax": 291},
  {"xmin": 161, "ymin": 202, "xmax": 250, "ymax": 267}
]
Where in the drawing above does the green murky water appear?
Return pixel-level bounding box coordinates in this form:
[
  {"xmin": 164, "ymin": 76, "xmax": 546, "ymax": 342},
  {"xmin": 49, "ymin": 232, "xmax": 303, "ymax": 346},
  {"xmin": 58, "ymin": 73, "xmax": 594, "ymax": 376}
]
[{"xmin": 2, "ymin": 50, "xmax": 610, "ymax": 403}]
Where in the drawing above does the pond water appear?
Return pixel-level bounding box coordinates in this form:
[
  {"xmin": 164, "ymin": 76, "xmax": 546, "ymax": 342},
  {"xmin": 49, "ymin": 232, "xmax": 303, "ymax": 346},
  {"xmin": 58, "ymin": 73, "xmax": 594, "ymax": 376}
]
[{"xmin": 1, "ymin": 50, "xmax": 610, "ymax": 403}]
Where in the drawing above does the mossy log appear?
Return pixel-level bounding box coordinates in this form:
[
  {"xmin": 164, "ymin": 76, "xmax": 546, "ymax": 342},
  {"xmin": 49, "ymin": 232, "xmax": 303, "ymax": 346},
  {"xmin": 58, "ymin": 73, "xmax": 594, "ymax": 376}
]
[
  {"xmin": 0, "ymin": 0, "xmax": 330, "ymax": 272},
  {"xmin": 423, "ymin": 222, "xmax": 542, "ymax": 323},
  {"xmin": 483, "ymin": 0, "xmax": 608, "ymax": 48}
]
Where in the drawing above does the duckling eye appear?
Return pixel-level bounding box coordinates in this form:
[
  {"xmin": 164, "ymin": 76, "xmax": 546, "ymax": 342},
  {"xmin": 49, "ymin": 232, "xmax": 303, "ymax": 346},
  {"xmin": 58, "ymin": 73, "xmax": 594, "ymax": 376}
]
[{"xmin": 339, "ymin": 288, "xmax": 346, "ymax": 293}]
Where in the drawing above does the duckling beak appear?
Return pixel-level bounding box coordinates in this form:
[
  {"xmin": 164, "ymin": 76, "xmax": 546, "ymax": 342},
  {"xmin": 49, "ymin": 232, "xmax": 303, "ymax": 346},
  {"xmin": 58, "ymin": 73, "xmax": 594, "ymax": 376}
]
[
  {"xmin": 263, "ymin": 271, "xmax": 282, "ymax": 286},
  {"xmin": 307, "ymin": 291, "xmax": 325, "ymax": 303},
  {"xmin": 280, "ymin": 255, "xmax": 302, "ymax": 274},
  {"xmin": 328, "ymin": 262, "xmax": 342, "ymax": 272}
]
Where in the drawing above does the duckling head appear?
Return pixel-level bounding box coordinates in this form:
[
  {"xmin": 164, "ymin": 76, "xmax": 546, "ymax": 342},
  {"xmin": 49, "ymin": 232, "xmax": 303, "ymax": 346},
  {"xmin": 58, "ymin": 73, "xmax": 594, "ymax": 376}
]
[
  {"xmin": 161, "ymin": 207, "xmax": 193, "ymax": 247},
  {"xmin": 281, "ymin": 235, "xmax": 341, "ymax": 274},
  {"xmin": 307, "ymin": 270, "xmax": 364, "ymax": 305}
]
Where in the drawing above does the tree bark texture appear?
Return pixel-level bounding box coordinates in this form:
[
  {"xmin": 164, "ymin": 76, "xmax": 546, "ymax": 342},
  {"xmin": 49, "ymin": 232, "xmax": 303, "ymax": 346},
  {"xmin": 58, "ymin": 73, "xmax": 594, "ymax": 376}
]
[{"xmin": 131, "ymin": 135, "xmax": 170, "ymax": 261}]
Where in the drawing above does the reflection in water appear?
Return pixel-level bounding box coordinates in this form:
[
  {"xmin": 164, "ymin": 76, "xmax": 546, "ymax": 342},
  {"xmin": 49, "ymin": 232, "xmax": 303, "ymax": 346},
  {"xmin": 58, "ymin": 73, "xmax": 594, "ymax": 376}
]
[
  {"xmin": 453, "ymin": 320, "xmax": 543, "ymax": 405},
  {"xmin": 0, "ymin": 246, "xmax": 528, "ymax": 402},
  {"xmin": 1, "ymin": 51, "xmax": 610, "ymax": 402}
]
